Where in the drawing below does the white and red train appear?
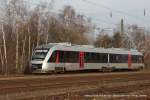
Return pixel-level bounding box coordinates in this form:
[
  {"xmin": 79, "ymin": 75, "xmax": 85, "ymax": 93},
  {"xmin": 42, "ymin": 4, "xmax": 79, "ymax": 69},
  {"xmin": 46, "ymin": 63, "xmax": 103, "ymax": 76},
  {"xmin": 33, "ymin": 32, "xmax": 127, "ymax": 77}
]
[{"xmin": 30, "ymin": 43, "xmax": 144, "ymax": 73}]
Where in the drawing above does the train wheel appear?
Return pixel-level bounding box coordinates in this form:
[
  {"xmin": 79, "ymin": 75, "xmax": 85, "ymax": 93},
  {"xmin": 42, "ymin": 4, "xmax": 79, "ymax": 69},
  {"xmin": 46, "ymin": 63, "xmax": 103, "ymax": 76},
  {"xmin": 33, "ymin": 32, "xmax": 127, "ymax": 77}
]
[
  {"xmin": 54, "ymin": 67, "xmax": 66, "ymax": 73},
  {"xmin": 101, "ymin": 67, "xmax": 107, "ymax": 73},
  {"xmin": 101, "ymin": 67, "xmax": 114, "ymax": 72},
  {"xmin": 60, "ymin": 67, "xmax": 66, "ymax": 74},
  {"xmin": 137, "ymin": 66, "xmax": 144, "ymax": 71},
  {"xmin": 111, "ymin": 67, "xmax": 116, "ymax": 72}
]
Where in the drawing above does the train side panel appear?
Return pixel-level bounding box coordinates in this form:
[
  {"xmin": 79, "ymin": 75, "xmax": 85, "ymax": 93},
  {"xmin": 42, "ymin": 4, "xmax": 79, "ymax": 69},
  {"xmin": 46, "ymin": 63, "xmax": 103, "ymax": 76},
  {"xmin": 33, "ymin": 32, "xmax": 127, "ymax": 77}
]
[{"xmin": 30, "ymin": 43, "xmax": 144, "ymax": 73}]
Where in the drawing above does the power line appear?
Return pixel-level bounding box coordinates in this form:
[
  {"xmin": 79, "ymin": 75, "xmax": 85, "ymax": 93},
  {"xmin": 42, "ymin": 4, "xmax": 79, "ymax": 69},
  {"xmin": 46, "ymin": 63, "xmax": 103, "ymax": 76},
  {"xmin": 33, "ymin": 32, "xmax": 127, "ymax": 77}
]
[
  {"xmin": 24, "ymin": 0, "xmax": 54, "ymax": 8},
  {"xmin": 79, "ymin": 10, "xmax": 136, "ymax": 28},
  {"xmin": 82, "ymin": 0, "xmax": 150, "ymax": 24},
  {"xmin": 11, "ymin": 0, "xmax": 145, "ymax": 27}
]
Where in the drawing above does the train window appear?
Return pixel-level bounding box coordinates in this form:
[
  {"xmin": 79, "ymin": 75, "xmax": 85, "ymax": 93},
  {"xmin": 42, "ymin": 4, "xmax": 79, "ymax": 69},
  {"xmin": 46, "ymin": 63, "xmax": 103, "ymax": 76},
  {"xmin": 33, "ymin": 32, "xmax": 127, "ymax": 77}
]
[
  {"xmin": 58, "ymin": 51, "xmax": 78, "ymax": 63},
  {"xmin": 84, "ymin": 52, "xmax": 108, "ymax": 63},
  {"xmin": 123, "ymin": 55, "xmax": 128, "ymax": 63},
  {"xmin": 142, "ymin": 56, "xmax": 144, "ymax": 63},
  {"xmin": 132, "ymin": 55, "xmax": 137, "ymax": 63},
  {"xmin": 100, "ymin": 53, "xmax": 107, "ymax": 63},
  {"xmin": 48, "ymin": 51, "xmax": 78, "ymax": 63},
  {"xmin": 72, "ymin": 52, "xmax": 78, "ymax": 63},
  {"xmin": 91, "ymin": 53, "xmax": 96, "ymax": 62},
  {"xmin": 96, "ymin": 53, "xmax": 100, "ymax": 62},
  {"xmin": 59, "ymin": 51, "xmax": 65, "ymax": 62},
  {"xmin": 113, "ymin": 54, "xmax": 116, "ymax": 63},
  {"xmin": 85, "ymin": 52, "xmax": 94, "ymax": 63},
  {"xmin": 84, "ymin": 52, "xmax": 89, "ymax": 62},
  {"xmin": 84, "ymin": 52, "xmax": 91, "ymax": 63},
  {"xmin": 88, "ymin": 53, "xmax": 92, "ymax": 62},
  {"xmin": 117, "ymin": 54, "xmax": 128, "ymax": 63},
  {"xmin": 103, "ymin": 54, "xmax": 108, "ymax": 63},
  {"xmin": 134, "ymin": 55, "xmax": 144, "ymax": 63},
  {"xmin": 132, "ymin": 55, "xmax": 135, "ymax": 63},
  {"xmin": 138, "ymin": 56, "xmax": 142, "ymax": 63},
  {"xmin": 68, "ymin": 51, "xmax": 78, "ymax": 63},
  {"xmin": 132, "ymin": 55, "xmax": 142, "ymax": 63},
  {"xmin": 48, "ymin": 51, "xmax": 56, "ymax": 62},
  {"xmin": 110, "ymin": 54, "xmax": 128, "ymax": 63},
  {"xmin": 110, "ymin": 54, "xmax": 115, "ymax": 63},
  {"xmin": 137, "ymin": 56, "xmax": 139, "ymax": 63},
  {"xmin": 65, "ymin": 51, "xmax": 70, "ymax": 62}
]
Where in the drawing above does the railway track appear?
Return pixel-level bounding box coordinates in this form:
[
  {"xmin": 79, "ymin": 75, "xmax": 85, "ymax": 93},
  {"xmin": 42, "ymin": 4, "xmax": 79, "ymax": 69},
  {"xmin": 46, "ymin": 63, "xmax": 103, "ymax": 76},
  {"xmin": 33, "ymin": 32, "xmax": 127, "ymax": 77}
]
[{"xmin": 0, "ymin": 71, "xmax": 150, "ymax": 99}]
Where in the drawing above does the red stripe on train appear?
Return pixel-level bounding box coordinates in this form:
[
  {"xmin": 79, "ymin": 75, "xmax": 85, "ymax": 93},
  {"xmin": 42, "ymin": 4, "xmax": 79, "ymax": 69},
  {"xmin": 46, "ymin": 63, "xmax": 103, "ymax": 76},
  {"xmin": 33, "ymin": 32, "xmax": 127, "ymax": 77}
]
[
  {"xmin": 79, "ymin": 52, "xmax": 84, "ymax": 68},
  {"xmin": 128, "ymin": 53, "xmax": 132, "ymax": 69},
  {"xmin": 56, "ymin": 51, "xmax": 59, "ymax": 63}
]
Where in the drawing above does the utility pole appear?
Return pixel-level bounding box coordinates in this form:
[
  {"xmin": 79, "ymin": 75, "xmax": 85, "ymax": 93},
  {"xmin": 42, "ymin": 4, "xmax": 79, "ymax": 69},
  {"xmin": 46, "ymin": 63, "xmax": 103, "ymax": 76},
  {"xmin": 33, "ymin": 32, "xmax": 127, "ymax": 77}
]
[
  {"xmin": 121, "ymin": 18, "xmax": 124, "ymax": 35},
  {"xmin": 120, "ymin": 18, "xmax": 124, "ymax": 48}
]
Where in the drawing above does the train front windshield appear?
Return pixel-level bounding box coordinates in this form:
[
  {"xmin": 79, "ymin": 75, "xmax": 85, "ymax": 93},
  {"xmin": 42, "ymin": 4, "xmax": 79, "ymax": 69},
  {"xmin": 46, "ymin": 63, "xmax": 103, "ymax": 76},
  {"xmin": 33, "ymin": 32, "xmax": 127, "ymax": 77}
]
[{"xmin": 32, "ymin": 50, "xmax": 48, "ymax": 61}]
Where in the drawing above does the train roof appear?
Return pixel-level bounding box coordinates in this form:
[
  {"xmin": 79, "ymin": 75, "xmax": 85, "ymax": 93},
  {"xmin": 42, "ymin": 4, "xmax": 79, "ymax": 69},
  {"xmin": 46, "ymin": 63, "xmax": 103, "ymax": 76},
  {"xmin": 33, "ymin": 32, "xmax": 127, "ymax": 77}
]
[{"xmin": 35, "ymin": 43, "xmax": 143, "ymax": 55}]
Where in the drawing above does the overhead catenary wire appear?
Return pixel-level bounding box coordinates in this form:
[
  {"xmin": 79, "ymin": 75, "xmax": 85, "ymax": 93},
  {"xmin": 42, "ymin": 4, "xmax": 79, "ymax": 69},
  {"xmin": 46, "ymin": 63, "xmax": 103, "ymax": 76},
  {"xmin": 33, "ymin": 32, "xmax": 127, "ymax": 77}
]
[
  {"xmin": 1, "ymin": 0, "xmax": 148, "ymax": 32},
  {"xmin": 78, "ymin": 9, "xmax": 136, "ymax": 29},
  {"xmin": 82, "ymin": 0, "xmax": 150, "ymax": 24}
]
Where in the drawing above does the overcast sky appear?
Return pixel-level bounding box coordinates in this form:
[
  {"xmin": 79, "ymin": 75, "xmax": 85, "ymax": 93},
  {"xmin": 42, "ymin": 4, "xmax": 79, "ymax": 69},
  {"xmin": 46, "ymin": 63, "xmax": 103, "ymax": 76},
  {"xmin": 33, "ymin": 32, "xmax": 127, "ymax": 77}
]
[{"xmin": 32, "ymin": 0, "xmax": 150, "ymax": 29}]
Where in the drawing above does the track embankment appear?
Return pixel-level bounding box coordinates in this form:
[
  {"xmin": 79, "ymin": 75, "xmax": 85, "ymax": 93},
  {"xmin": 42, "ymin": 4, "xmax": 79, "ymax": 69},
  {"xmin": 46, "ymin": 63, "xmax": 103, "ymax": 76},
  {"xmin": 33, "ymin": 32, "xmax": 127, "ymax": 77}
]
[{"xmin": 0, "ymin": 71, "xmax": 150, "ymax": 100}]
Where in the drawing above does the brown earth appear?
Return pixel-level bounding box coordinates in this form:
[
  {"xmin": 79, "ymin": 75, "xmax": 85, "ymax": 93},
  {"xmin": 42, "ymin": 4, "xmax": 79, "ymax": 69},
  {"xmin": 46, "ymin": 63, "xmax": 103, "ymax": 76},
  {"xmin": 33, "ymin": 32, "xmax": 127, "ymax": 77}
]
[{"xmin": 0, "ymin": 70, "xmax": 150, "ymax": 100}]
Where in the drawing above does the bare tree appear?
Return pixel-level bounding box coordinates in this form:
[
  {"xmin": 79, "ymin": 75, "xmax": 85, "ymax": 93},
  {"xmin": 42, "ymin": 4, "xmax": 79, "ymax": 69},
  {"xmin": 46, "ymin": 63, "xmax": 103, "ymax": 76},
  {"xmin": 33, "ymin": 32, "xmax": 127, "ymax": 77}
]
[
  {"xmin": 94, "ymin": 33, "xmax": 112, "ymax": 48},
  {"xmin": 28, "ymin": 27, "xmax": 31, "ymax": 62},
  {"xmin": 112, "ymin": 32, "xmax": 123, "ymax": 48},
  {"xmin": 15, "ymin": 25, "xmax": 19, "ymax": 73},
  {"xmin": 0, "ymin": 1, "xmax": 93, "ymax": 74},
  {"xmin": 21, "ymin": 35, "xmax": 26, "ymax": 72},
  {"xmin": 0, "ymin": 47, "xmax": 4, "ymax": 74},
  {"xmin": 1, "ymin": 24, "xmax": 7, "ymax": 75}
]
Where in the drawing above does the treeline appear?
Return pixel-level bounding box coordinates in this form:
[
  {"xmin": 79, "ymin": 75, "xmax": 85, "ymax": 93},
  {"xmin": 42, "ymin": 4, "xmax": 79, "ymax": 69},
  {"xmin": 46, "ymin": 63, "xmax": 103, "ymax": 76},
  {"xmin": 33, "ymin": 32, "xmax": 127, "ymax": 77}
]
[
  {"xmin": 0, "ymin": 0, "xmax": 93, "ymax": 74},
  {"xmin": 95, "ymin": 25, "xmax": 150, "ymax": 67},
  {"xmin": 0, "ymin": 0, "xmax": 149, "ymax": 74}
]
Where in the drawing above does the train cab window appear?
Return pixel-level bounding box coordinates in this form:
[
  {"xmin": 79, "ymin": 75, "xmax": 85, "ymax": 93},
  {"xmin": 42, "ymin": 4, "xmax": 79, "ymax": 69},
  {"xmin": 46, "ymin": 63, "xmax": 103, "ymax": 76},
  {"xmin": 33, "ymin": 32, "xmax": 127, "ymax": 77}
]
[{"xmin": 32, "ymin": 52, "xmax": 48, "ymax": 60}]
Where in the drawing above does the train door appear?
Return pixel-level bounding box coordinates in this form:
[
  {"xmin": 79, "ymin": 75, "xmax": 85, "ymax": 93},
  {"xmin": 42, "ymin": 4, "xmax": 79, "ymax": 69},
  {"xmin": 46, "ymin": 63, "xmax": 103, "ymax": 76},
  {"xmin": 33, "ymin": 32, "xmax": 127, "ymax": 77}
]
[
  {"xmin": 128, "ymin": 53, "xmax": 132, "ymax": 69},
  {"xmin": 79, "ymin": 52, "xmax": 84, "ymax": 69},
  {"xmin": 55, "ymin": 51, "xmax": 65, "ymax": 72},
  {"xmin": 55, "ymin": 51, "xmax": 59, "ymax": 64}
]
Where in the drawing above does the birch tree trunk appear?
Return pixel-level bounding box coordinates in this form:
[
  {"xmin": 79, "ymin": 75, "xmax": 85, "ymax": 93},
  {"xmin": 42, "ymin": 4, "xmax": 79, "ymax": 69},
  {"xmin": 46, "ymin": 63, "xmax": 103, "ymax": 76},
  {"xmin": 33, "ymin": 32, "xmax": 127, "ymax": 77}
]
[
  {"xmin": 21, "ymin": 35, "xmax": 26, "ymax": 73},
  {"xmin": 45, "ymin": 21, "xmax": 50, "ymax": 44},
  {"xmin": 37, "ymin": 32, "xmax": 40, "ymax": 46},
  {"xmin": 0, "ymin": 48, "xmax": 4, "ymax": 74},
  {"xmin": 37, "ymin": 14, "xmax": 41, "ymax": 46},
  {"xmin": 45, "ymin": 33, "xmax": 49, "ymax": 44},
  {"xmin": 28, "ymin": 27, "xmax": 31, "ymax": 62},
  {"xmin": 16, "ymin": 27, "xmax": 19, "ymax": 73},
  {"xmin": 2, "ymin": 24, "xmax": 7, "ymax": 75}
]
